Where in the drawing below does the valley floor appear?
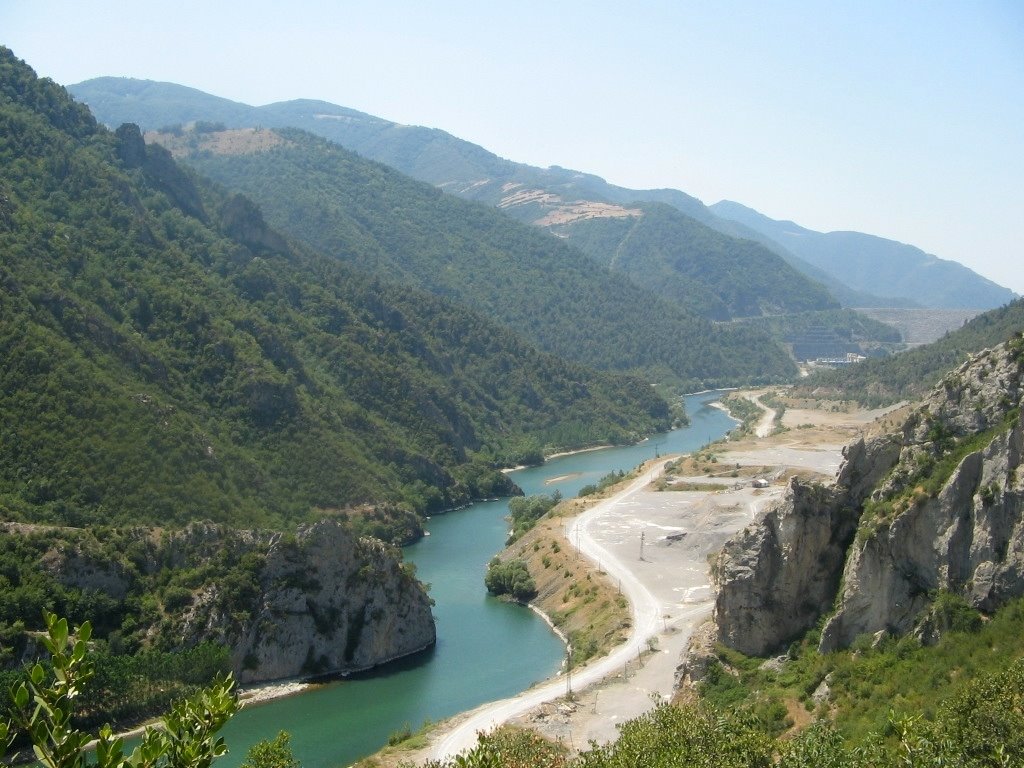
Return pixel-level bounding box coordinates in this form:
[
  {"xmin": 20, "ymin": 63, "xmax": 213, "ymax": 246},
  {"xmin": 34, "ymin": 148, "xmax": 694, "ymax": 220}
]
[{"xmin": 394, "ymin": 393, "xmax": 900, "ymax": 765}]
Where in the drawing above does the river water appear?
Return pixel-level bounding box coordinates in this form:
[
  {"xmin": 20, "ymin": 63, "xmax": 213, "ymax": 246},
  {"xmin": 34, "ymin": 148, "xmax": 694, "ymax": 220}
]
[{"xmin": 214, "ymin": 391, "xmax": 735, "ymax": 767}]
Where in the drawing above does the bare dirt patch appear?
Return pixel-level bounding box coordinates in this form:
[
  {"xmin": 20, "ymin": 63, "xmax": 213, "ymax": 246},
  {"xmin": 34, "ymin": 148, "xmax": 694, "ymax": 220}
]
[
  {"xmin": 146, "ymin": 127, "xmax": 287, "ymax": 158},
  {"xmin": 495, "ymin": 187, "xmax": 644, "ymax": 227},
  {"xmin": 534, "ymin": 201, "xmax": 643, "ymax": 227},
  {"xmin": 378, "ymin": 395, "xmax": 906, "ymax": 764}
]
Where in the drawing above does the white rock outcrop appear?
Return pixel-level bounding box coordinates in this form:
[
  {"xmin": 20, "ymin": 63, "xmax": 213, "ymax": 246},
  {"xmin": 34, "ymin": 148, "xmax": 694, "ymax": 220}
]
[
  {"xmin": 175, "ymin": 519, "xmax": 436, "ymax": 683},
  {"xmin": 713, "ymin": 336, "xmax": 1024, "ymax": 658}
]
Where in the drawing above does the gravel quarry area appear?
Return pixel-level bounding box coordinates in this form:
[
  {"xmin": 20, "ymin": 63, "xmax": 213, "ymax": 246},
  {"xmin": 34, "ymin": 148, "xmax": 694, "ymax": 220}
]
[
  {"xmin": 412, "ymin": 396, "xmax": 901, "ymax": 763},
  {"xmin": 508, "ymin": 480, "xmax": 780, "ymax": 751}
]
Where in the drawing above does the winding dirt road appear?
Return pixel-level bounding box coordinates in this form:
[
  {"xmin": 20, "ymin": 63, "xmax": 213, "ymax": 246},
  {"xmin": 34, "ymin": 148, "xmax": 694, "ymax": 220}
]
[
  {"xmin": 424, "ymin": 395, "xmax": 889, "ymax": 763},
  {"xmin": 745, "ymin": 392, "xmax": 776, "ymax": 438},
  {"xmin": 431, "ymin": 463, "xmax": 670, "ymax": 761}
]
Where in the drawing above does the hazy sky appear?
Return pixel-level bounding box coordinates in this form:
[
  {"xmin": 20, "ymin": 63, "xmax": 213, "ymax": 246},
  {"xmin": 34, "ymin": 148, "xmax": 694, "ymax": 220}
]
[{"xmin": 5, "ymin": 1, "xmax": 1023, "ymax": 295}]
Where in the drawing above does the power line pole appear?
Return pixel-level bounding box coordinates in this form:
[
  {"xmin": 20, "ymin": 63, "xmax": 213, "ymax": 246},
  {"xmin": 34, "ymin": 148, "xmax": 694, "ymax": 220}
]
[
  {"xmin": 639, "ymin": 530, "xmax": 645, "ymax": 561},
  {"xmin": 566, "ymin": 646, "xmax": 573, "ymax": 698}
]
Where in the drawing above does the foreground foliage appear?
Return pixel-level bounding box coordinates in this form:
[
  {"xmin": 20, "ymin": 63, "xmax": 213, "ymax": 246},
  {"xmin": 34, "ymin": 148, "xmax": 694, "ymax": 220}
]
[
  {"xmin": 0, "ymin": 612, "xmax": 237, "ymax": 768},
  {"xmin": 701, "ymin": 595, "xmax": 1024, "ymax": 748},
  {"xmin": 239, "ymin": 732, "xmax": 300, "ymax": 768},
  {"xmin": 423, "ymin": 660, "xmax": 1022, "ymax": 767}
]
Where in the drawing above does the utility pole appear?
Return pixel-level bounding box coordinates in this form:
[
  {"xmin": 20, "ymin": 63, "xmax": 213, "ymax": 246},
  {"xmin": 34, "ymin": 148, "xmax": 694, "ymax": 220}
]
[
  {"xmin": 639, "ymin": 530, "xmax": 645, "ymax": 561},
  {"xmin": 566, "ymin": 646, "xmax": 573, "ymax": 698}
]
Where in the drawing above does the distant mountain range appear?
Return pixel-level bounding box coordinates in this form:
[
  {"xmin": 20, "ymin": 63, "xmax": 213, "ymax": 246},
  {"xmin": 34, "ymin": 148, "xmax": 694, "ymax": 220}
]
[
  {"xmin": 69, "ymin": 79, "xmax": 835, "ymax": 321},
  {"xmin": 711, "ymin": 201, "xmax": 1017, "ymax": 310},
  {"xmin": 70, "ymin": 77, "xmax": 1017, "ymax": 312},
  {"xmin": 139, "ymin": 124, "xmax": 798, "ymax": 391}
]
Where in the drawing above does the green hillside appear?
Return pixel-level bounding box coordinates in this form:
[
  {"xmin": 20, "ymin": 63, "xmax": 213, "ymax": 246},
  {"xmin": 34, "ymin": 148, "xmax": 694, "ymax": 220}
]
[
  {"xmin": 0, "ymin": 48, "xmax": 673, "ymax": 528},
  {"xmin": 797, "ymin": 298, "xmax": 1024, "ymax": 404},
  {"xmin": 149, "ymin": 126, "xmax": 797, "ymax": 390},
  {"xmin": 69, "ymin": 78, "xmax": 853, "ymax": 322},
  {"xmin": 549, "ymin": 203, "xmax": 838, "ymax": 320}
]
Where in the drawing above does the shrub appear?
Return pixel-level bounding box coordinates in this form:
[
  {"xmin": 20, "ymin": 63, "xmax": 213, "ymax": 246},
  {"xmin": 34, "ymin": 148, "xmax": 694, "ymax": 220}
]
[{"xmin": 484, "ymin": 559, "xmax": 537, "ymax": 601}]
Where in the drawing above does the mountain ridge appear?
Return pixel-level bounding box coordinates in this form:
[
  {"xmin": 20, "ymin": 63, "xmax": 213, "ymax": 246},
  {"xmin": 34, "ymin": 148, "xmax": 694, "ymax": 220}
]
[
  {"xmin": 711, "ymin": 199, "xmax": 1017, "ymax": 310},
  {"xmin": 0, "ymin": 48, "xmax": 673, "ymax": 530},
  {"xmin": 143, "ymin": 124, "xmax": 799, "ymax": 390},
  {"xmin": 73, "ymin": 77, "xmax": 1015, "ymax": 313},
  {"xmin": 69, "ymin": 77, "xmax": 885, "ymax": 318}
]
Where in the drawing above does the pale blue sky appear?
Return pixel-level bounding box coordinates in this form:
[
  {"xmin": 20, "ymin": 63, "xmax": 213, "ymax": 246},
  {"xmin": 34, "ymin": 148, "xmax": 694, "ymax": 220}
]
[{"xmin": 4, "ymin": 0, "xmax": 1022, "ymax": 294}]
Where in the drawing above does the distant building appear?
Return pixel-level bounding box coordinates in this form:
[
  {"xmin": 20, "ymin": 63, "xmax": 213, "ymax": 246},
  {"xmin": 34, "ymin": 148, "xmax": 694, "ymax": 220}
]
[
  {"xmin": 752, "ymin": 478, "xmax": 769, "ymax": 488},
  {"xmin": 811, "ymin": 352, "xmax": 867, "ymax": 368},
  {"xmin": 790, "ymin": 326, "xmax": 857, "ymax": 362}
]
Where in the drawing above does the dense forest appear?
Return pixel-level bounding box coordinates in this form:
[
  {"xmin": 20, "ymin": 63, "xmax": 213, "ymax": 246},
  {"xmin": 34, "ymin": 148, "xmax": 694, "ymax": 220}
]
[
  {"xmin": 547, "ymin": 202, "xmax": 838, "ymax": 320},
  {"xmin": 0, "ymin": 47, "xmax": 674, "ymax": 530},
  {"xmin": 151, "ymin": 126, "xmax": 798, "ymax": 391},
  {"xmin": 798, "ymin": 298, "xmax": 1024, "ymax": 404}
]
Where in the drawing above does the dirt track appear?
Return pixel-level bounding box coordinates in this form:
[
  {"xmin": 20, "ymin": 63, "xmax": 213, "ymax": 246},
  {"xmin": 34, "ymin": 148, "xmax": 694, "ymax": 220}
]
[{"xmin": 414, "ymin": 396, "xmax": 898, "ymax": 762}]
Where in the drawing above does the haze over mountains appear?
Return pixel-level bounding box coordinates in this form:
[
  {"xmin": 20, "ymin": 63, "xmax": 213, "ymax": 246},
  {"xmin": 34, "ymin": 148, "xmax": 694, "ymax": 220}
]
[
  {"xmin": 69, "ymin": 79, "xmax": 835, "ymax": 323},
  {"xmin": 71, "ymin": 77, "xmax": 1017, "ymax": 313},
  {"xmin": 711, "ymin": 200, "xmax": 1017, "ymax": 310}
]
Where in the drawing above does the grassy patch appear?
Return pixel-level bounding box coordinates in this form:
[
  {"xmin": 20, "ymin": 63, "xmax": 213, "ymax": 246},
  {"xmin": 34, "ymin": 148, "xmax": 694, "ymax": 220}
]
[
  {"xmin": 699, "ymin": 596, "xmax": 1024, "ymax": 746},
  {"xmin": 495, "ymin": 479, "xmax": 641, "ymax": 667},
  {"xmin": 858, "ymin": 410, "xmax": 1017, "ymax": 539}
]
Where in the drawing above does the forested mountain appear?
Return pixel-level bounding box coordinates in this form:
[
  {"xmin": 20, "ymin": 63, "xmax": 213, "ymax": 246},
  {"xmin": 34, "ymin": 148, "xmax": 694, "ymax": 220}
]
[
  {"xmin": 70, "ymin": 78, "xmax": 846, "ymax": 322},
  {"xmin": 797, "ymin": 298, "xmax": 1024, "ymax": 404},
  {"xmin": 711, "ymin": 200, "xmax": 1017, "ymax": 310},
  {"xmin": 547, "ymin": 203, "xmax": 837, "ymax": 320},
  {"xmin": 74, "ymin": 78, "xmax": 1007, "ymax": 315},
  {"xmin": 733, "ymin": 308, "xmax": 902, "ymax": 355},
  {"xmin": 0, "ymin": 47, "xmax": 675, "ymax": 529},
  {"xmin": 140, "ymin": 125, "xmax": 797, "ymax": 390}
]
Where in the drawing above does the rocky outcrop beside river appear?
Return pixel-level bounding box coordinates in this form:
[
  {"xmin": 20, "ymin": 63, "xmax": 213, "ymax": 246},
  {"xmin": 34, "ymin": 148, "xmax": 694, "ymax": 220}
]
[
  {"xmin": 30, "ymin": 518, "xmax": 436, "ymax": 683},
  {"xmin": 185, "ymin": 519, "xmax": 436, "ymax": 682},
  {"xmin": 712, "ymin": 434, "xmax": 901, "ymax": 655},
  {"xmin": 711, "ymin": 335, "xmax": 1024, "ymax": 658}
]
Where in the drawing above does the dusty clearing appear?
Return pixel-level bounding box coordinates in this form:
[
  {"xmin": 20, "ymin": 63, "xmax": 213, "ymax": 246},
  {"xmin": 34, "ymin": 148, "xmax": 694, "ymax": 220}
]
[
  {"xmin": 376, "ymin": 395, "xmax": 902, "ymax": 765},
  {"xmin": 147, "ymin": 127, "xmax": 287, "ymax": 158},
  {"xmin": 494, "ymin": 186, "xmax": 644, "ymax": 227}
]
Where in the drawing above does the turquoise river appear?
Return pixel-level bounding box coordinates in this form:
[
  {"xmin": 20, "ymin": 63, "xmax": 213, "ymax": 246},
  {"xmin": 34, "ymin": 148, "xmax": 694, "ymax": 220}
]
[{"xmin": 214, "ymin": 391, "xmax": 736, "ymax": 767}]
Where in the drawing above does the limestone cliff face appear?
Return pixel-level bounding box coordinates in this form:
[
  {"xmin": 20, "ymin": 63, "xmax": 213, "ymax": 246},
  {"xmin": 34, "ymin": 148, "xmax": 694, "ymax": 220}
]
[
  {"xmin": 713, "ymin": 434, "xmax": 901, "ymax": 655},
  {"xmin": 713, "ymin": 336, "xmax": 1023, "ymax": 657},
  {"xmin": 34, "ymin": 519, "xmax": 436, "ymax": 684},
  {"xmin": 168, "ymin": 520, "xmax": 436, "ymax": 683},
  {"xmin": 820, "ymin": 344, "xmax": 1023, "ymax": 650}
]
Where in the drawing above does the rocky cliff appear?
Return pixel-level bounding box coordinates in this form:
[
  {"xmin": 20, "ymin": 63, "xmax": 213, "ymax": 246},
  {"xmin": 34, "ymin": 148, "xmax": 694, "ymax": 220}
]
[
  {"xmin": 173, "ymin": 520, "xmax": 436, "ymax": 683},
  {"xmin": 820, "ymin": 340, "xmax": 1023, "ymax": 650},
  {"xmin": 713, "ymin": 435, "xmax": 901, "ymax": 655},
  {"xmin": 29, "ymin": 519, "xmax": 436, "ymax": 683},
  {"xmin": 712, "ymin": 335, "xmax": 1023, "ymax": 657}
]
